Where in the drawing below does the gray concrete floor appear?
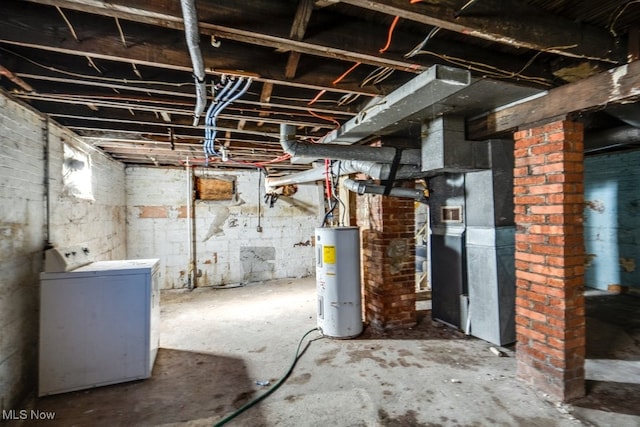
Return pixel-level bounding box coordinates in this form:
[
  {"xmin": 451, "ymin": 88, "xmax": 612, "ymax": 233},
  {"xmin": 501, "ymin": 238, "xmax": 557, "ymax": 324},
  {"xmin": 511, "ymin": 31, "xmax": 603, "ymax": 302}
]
[{"xmin": 15, "ymin": 278, "xmax": 640, "ymax": 426}]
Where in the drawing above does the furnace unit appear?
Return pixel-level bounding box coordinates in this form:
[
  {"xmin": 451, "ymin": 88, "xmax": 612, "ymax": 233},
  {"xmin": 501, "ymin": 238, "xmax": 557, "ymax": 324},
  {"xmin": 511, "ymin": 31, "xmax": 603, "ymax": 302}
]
[{"xmin": 315, "ymin": 227, "xmax": 362, "ymax": 338}]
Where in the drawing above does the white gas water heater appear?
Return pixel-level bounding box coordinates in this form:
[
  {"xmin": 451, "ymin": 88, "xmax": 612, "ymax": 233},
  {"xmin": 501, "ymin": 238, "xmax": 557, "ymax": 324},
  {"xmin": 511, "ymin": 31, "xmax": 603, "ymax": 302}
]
[{"xmin": 315, "ymin": 226, "xmax": 363, "ymax": 338}]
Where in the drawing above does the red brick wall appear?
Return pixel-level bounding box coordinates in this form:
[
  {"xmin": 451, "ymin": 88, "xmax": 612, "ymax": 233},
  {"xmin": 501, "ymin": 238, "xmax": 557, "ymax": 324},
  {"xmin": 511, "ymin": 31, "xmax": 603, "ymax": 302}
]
[
  {"xmin": 357, "ymin": 192, "xmax": 416, "ymax": 329},
  {"xmin": 513, "ymin": 120, "xmax": 586, "ymax": 401}
]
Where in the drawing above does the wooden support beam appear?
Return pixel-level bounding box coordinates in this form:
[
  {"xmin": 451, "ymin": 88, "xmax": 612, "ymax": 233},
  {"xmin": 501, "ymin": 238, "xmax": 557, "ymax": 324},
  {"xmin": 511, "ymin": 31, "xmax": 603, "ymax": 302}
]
[
  {"xmin": 290, "ymin": 0, "xmax": 315, "ymax": 41},
  {"xmin": 285, "ymin": 0, "xmax": 315, "ymax": 80},
  {"xmin": 467, "ymin": 61, "xmax": 640, "ymax": 140},
  {"xmin": 258, "ymin": 82, "xmax": 274, "ymax": 118},
  {"xmin": 285, "ymin": 52, "xmax": 302, "ymax": 80}
]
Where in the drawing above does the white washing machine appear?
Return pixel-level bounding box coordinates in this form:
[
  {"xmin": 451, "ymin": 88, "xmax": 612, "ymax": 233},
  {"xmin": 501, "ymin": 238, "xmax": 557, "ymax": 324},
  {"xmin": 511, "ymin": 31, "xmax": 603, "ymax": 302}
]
[{"xmin": 39, "ymin": 246, "xmax": 160, "ymax": 396}]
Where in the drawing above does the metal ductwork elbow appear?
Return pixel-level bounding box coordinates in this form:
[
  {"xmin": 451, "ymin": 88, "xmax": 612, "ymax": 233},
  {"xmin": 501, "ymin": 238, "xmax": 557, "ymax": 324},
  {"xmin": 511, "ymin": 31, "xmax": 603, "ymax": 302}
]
[
  {"xmin": 280, "ymin": 123, "xmax": 298, "ymax": 156},
  {"xmin": 279, "ymin": 123, "xmax": 421, "ymax": 165}
]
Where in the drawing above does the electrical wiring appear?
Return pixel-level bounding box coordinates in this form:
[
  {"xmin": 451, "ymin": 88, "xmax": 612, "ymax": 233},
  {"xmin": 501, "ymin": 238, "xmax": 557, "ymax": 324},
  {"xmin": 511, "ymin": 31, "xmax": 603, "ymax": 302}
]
[
  {"xmin": 332, "ymin": 62, "xmax": 362, "ymax": 85},
  {"xmin": 321, "ymin": 197, "xmax": 338, "ymax": 227},
  {"xmin": 319, "ymin": 160, "xmax": 347, "ymax": 227},
  {"xmin": 372, "ymin": 67, "xmax": 395, "ymax": 85},
  {"xmin": 308, "ymin": 89, "xmax": 327, "ymax": 105},
  {"xmin": 455, "ymin": 0, "xmax": 480, "ymax": 17},
  {"xmin": 378, "ymin": 0, "xmax": 421, "ymax": 55},
  {"xmin": 402, "ymin": 0, "xmax": 572, "ymax": 86},
  {"xmin": 320, "ymin": 159, "xmax": 336, "ymax": 227},
  {"xmin": 308, "ymin": 109, "xmax": 341, "ymax": 129},
  {"xmin": 608, "ymin": 0, "xmax": 640, "ymax": 37},
  {"xmin": 55, "ymin": 6, "xmax": 79, "ymax": 42},
  {"xmin": 229, "ymin": 153, "xmax": 292, "ymax": 168},
  {"xmin": 359, "ymin": 66, "xmax": 395, "ymax": 87},
  {"xmin": 404, "ymin": 26, "xmax": 441, "ymax": 59},
  {"xmin": 212, "ymin": 328, "xmax": 321, "ymax": 427},
  {"xmin": 184, "ymin": 148, "xmax": 292, "ymax": 169},
  {"xmin": 324, "ymin": 159, "xmax": 332, "ymax": 201},
  {"xmin": 332, "ymin": 161, "xmax": 347, "ymax": 226},
  {"xmin": 114, "ymin": 16, "xmax": 128, "ymax": 48},
  {"xmin": 265, "ymin": 93, "xmax": 337, "ymax": 105},
  {"xmin": 379, "ymin": 16, "xmax": 401, "ymax": 54},
  {"xmin": 336, "ymin": 92, "xmax": 361, "ymax": 106},
  {"xmin": 409, "ymin": 49, "xmax": 553, "ymax": 86},
  {"xmin": 311, "ymin": 61, "xmax": 361, "ymax": 109}
]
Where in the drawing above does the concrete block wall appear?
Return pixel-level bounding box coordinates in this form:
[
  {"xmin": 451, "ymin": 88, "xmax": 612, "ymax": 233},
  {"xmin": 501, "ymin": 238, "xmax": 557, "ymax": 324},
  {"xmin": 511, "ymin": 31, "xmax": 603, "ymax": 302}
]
[
  {"xmin": 584, "ymin": 149, "xmax": 640, "ymax": 290},
  {"xmin": 357, "ymin": 192, "xmax": 416, "ymax": 329},
  {"xmin": 513, "ymin": 120, "xmax": 586, "ymax": 402},
  {"xmin": 46, "ymin": 125, "xmax": 127, "ymax": 259},
  {"xmin": 0, "ymin": 91, "xmax": 126, "ymax": 411},
  {"xmin": 126, "ymin": 167, "xmax": 323, "ymax": 289}
]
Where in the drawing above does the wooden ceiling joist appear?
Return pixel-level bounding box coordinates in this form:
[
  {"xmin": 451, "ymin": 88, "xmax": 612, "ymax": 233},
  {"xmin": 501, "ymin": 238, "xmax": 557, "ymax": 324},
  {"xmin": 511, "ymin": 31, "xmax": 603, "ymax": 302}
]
[{"xmin": 338, "ymin": 0, "xmax": 622, "ymax": 63}]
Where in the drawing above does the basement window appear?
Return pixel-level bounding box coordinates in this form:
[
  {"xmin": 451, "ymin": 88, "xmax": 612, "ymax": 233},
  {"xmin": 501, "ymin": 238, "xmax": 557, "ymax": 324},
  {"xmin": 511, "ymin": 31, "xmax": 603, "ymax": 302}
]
[
  {"xmin": 196, "ymin": 176, "xmax": 236, "ymax": 201},
  {"xmin": 63, "ymin": 143, "xmax": 93, "ymax": 200},
  {"xmin": 441, "ymin": 206, "xmax": 462, "ymax": 223}
]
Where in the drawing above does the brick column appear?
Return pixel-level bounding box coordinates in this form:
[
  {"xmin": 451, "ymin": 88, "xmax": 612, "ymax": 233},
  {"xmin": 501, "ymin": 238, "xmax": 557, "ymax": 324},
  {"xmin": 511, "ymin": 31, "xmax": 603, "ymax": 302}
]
[
  {"xmin": 513, "ymin": 120, "xmax": 586, "ymax": 401},
  {"xmin": 357, "ymin": 192, "xmax": 416, "ymax": 329}
]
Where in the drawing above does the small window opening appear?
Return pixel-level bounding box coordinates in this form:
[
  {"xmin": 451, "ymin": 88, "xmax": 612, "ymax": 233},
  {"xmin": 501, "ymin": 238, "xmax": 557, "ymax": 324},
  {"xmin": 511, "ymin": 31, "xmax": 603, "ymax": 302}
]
[{"xmin": 63, "ymin": 143, "xmax": 93, "ymax": 200}]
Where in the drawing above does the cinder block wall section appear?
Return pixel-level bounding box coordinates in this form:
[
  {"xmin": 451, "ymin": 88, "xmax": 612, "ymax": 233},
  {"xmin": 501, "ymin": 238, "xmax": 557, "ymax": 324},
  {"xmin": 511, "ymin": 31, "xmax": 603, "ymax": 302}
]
[
  {"xmin": 513, "ymin": 120, "xmax": 586, "ymax": 402},
  {"xmin": 584, "ymin": 150, "xmax": 640, "ymax": 291},
  {"xmin": 126, "ymin": 167, "xmax": 324, "ymax": 289},
  {"xmin": 357, "ymin": 192, "xmax": 416, "ymax": 329},
  {"xmin": 46, "ymin": 125, "xmax": 127, "ymax": 258},
  {"xmin": 0, "ymin": 91, "xmax": 126, "ymax": 411}
]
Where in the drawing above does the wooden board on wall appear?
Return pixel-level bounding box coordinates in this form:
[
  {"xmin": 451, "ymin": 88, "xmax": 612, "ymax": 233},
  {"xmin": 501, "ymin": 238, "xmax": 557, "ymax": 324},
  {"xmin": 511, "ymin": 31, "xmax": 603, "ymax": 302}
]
[{"xmin": 196, "ymin": 177, "xmax": 234, "ymax": 200}]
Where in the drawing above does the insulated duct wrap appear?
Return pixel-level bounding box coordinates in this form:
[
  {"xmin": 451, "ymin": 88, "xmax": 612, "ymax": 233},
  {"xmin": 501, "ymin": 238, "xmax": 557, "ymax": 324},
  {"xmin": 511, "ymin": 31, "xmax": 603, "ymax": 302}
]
[
  {"xmin": 181, "ymin": 0, "xmax": 207, "ymax": 126},
  {"xmin": 264, "ymin": 161, "xmax": 423, "ymax": 189},
  {"xmin": 343, "ymin": 179, "xmax": 428, "ymax": 203},
  {"xmin": 279, "ymin": 124, "xmax": 421, "ymax": 165}
]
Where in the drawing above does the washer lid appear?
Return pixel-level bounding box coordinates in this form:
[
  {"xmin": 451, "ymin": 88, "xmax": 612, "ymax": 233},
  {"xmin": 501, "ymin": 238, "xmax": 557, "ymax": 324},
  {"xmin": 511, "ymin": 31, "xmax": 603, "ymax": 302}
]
[{"xmin": 43, "ymin": 246, "xmax": 92, "ymax": 272}]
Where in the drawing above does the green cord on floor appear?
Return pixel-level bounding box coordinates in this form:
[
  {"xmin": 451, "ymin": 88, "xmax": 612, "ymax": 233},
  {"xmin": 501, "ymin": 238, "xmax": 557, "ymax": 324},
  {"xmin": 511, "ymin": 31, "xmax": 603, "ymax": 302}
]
[{"xmin": 213, "ymin": 327, "xmax": 321, "ymax": 426}]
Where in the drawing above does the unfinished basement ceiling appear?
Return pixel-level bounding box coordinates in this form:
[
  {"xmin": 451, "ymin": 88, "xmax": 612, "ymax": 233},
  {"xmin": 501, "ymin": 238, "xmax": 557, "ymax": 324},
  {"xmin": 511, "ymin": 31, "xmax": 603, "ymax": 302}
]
[{"xmin": 0, "ymin": 0, "xmax": 638, "ymax": 171}]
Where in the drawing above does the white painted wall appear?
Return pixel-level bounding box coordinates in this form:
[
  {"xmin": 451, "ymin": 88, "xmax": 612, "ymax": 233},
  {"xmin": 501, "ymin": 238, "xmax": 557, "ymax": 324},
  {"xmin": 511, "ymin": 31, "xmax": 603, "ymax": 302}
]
[
  {"xmin": 0, "ymin": 91, "xmax": 126, "ymax": 411},
  {"xmin": 126, "ymin": 167, "xmax": 323, "ymax": 289},
  {"xmin": 46, "ymin": 125, "xmax": 127, "ymax": 259}
]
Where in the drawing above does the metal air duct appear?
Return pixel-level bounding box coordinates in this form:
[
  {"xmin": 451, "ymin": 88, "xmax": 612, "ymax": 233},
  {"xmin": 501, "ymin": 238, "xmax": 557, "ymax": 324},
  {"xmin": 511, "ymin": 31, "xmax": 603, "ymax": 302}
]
[
  {"xmin": 280, "ymin": 124, "xmax": 421, "ymax": 165},
  {"xmin": 343, "ymin": 179, "xmax": 428, "ymax": 203},
  {"xmin": 321, "ymin": 65, "xmax": 471, "ymax": 145},
  {"xmin": 180, "ymin": 0, "xmax": 207, "ymax": 126},
  {"xmin": 264, "ymin": 160, "xmax": 423, "ymax": 190}
]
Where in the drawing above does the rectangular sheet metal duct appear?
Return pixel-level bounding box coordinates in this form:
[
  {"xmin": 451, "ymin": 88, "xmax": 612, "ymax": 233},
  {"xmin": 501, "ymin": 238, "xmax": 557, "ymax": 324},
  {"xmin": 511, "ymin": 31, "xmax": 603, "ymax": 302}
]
[{"xmin": 321, "ymin": 65, "xmax": 471, "ymax": 145}]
